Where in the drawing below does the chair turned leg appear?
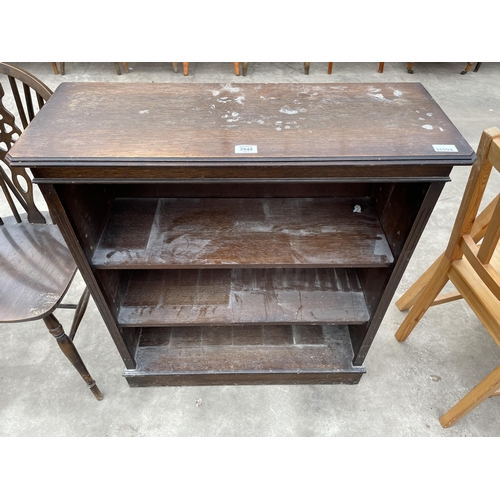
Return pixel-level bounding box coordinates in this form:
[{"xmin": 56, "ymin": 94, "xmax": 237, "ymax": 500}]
[
  {"xmin": 378, "ymin": 62, "xmax": 385, "ymax": 73},
  {"xmin": 327, "ymin": 62, "xmax": 333, "ymax": 75},
  {"xmin": 407, "ymin": 62, "xmax": 413, "ymax": 74},
  {"xmin": 234, "ymin": 62, "xmax": 240, "ymax": 76},
  {"xmin": 51, "ymin": 63, "xmax": 59, "ymax": 75},
  {"xmin": 461, "ymin": 62, "xmax": 473, "ymax": 75},
  {"xmin": 183, "ymin": 63, "xmax": 189, "ymax": 76},
  {"xmin": 43, "ymin": 313, "xmax": 103, "ymax": 400},
  {"xmin": 68, "ymin": 286, "xmax": 91, "ymax": 341},
  {"xmin": 172, "ymin": 62, "xmax": 178, "ymax": 73},
  {"xmin": 474, "ymin": 62, "xmax": 482, "ymax": 72},
  {"xmin": 113, "ymin": 62, "xmax": 122, "ymax": 75},
  {"xmin": 122, "ymin": 63, "xmax": 129, "ymax": 73},
  {"xmin": 439, "ymin": 365, "xmax": 500, "ymax": 428},
  {"xmin": 242, "ymin": 62, "xmax": 248, "ymax": 76},
  {"xmin": 304, "ymin": 63, "xmax": 310, "ymax": 75}
]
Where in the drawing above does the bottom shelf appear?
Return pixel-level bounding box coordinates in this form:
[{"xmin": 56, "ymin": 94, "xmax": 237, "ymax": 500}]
[{"xmin": 125, "ymin": 324, "xmax": 365, "ymax": 386}]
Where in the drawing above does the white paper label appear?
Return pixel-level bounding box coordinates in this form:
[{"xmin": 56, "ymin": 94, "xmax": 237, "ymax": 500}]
[
  {"xmin": 235, "ymin": 145, "xmax": 258, "ymax": 154},
  {"xmin": 433, "ymin": 144, "xmax": 458, "ymax": 152}
]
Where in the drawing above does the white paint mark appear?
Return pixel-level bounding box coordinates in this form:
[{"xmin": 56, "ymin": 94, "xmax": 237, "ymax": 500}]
[
  {"xmin": 260, "ymin": 96, "xmax": 266, "ymax": 100},
  {"xmin": 221, "ymin": 83, "xmax": 241, "ymax": 93},
  {"xmin": 276, "ymin": 127, "xmax": 282, "ymax": 131},
  {"xmin": 370, "ymin": 93, "xmax": 388, "ymax": 102},
  {"xmin": 235, "ymin": 96, "xmax": 245, "ymax": 105},
  {"xmin": 422, "ymin": 124, "xmax": 433, "ymax": 130},
  {"xmin": 279, "ymin": 106, "xmax": 307, "ymax": 115},
  {"xmin": 393, "ymin": 90, "xmax": 403, "ymax": 97},
  {"xmin": 231, "ymin": 112, "xmax": 239, "ymax": 117},
  {"xmin": 418, "ymin": 117, "xmax": 425, "ymax": 120},
  {"xmin": 439, "ymin": 127, "xmax": 444, "ymax": 131},
  {"xmin": 374, "ymin": 235, "xmax": 390, "ymax": 256},
  {"xmin": 285, "ymin": 126, "xmax": 290, "ymax": 129},
  {"xmin": 211, "ymin": 104, "xmax": 215, "ymax": 109},
  {"xmin": 426, "ymin": 113, "xmax": 433, "ymax": 117},
  {"xmin": 139, "ymin": 110, "xmax": 149, "ymax": 114},
  {"xmin": 276, "ymin": 121, "xmax": 282, "ymax": 124},
  {"xmin": 280, "ymin": 106, "xmax": 299, "ymax": 115},
  {"xmin": 257, "ymin": 119, "xmax": 265, "ymax": 124},
  {"xmin": 212, "ymin": 90, "xmax": 220, "ymax": 96}
]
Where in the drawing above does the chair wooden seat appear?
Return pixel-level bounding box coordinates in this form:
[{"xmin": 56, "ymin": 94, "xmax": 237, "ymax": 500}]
[{"xmin": 0, "ymin": 220, "xmax": 75, "ymax": 322}]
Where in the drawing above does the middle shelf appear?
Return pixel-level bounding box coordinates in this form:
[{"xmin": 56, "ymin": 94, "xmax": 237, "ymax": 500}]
[
  {"xmin": 92, "ymin": 196, "xmax": 394, "ymax": 268},
  {"xmin": 115, "ymin": 268, "xmax": 370, "ymax": 326}
]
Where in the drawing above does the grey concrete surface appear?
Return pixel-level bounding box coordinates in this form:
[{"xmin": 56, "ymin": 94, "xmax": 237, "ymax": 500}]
[{"xmin": 1, "ymin": 61, "xmax": 499, "ymax": 437}]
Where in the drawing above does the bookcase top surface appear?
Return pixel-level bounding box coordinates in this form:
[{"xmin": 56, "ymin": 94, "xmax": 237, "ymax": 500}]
[{"xmin": 8, "ymin": 82, "xmax": 475, "ymax": 167}]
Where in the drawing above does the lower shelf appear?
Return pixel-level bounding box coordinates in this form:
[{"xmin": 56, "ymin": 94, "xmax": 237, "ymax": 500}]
[
  {"xmin": 124, "ymin": 324, "xmax": 365, "ymax": 386},
  {"xmin": 118, "ymin": 268, "xmax": 370, "ymax": 326}
]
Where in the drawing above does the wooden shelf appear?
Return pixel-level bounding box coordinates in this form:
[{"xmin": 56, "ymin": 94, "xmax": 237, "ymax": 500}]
[
  {"xmin": 117, "ymin": 268, "xmax": 370, "ymax": 327},
  {"xmin": 125, "ymin": 325, "xmax": 366, "ymax": 386},
  {"xmin": 93, "ymin": 197, "xmax": 393, "ymax": 268}
]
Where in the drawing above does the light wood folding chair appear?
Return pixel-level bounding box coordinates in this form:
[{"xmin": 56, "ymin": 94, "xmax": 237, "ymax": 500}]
[{"xmin": 394, "ymin": 126, "xmax": 500, "ymax": 428}]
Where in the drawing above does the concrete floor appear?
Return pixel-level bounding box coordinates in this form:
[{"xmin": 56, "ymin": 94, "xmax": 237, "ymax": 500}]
[{"xmin": 1, "ymin": 61, "xmax": 499, "ymax": 437}]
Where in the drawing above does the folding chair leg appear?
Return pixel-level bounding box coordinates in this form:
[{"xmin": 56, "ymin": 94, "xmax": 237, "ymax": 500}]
[
  {"xmin": 440, "ymin": 365, "xmax": 500, "ymax": 428},
  {"xmin": 396, "ymin": 254, "xmax": 447, "ymax": 311},
  {"xmin": 43, "ymin": 313, "xmax": 103, "ymax": 400},
  {"xmin": 395, "ymin": 258, "xmax": 450, "ymax": 342}
]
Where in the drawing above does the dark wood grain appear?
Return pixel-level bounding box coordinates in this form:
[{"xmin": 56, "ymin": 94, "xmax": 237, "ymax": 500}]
[
  {"xmin": 92, "ymin": 197, "xmax": 393, "ymax": 268},
  {"xmin": 31, "ymin": 165, "xmax": 457, "ymax": 182},
  {"xmin": 0, "ymin": 221, "xmax": 75, "ymax": 321},
  {"xmin": 8, "ymin": 82, "xmax": 475, "ymax": 387},
  {"xmin": 117, "ymin": 268, "xmax": 369, "ymax": 326},
  {"xmin": 8, "ymin": 82, "xmax": 475, "ymax": 167},
  {"xmin": 126, "ymin": 324, "xmax": 365, "ymax": 386}
]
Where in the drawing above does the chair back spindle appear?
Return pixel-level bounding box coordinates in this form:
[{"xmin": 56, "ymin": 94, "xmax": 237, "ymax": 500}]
[{"xmin": 0, "ymin": 62, "xmax": 52, "ymax": 224}]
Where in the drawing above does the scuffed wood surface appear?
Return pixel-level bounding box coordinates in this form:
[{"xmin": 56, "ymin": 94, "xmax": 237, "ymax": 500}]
[
  {"xmin": 93, "ymin": 197, "xmax": 393, "ymax": 268},
  {"xmin": 0, "ymin": 221, "xmax": 75, "ymax": 321},
  {"xmin": 8, "ymin": 82, "xmax": 474, "ymax": 166},
  {"xmin": 118, "ymin": 268, "xmax": 369, "ymax": 326},
  {"xmin": 134, "ymin": 324, "xmax": 366, "ymax": 375}
]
